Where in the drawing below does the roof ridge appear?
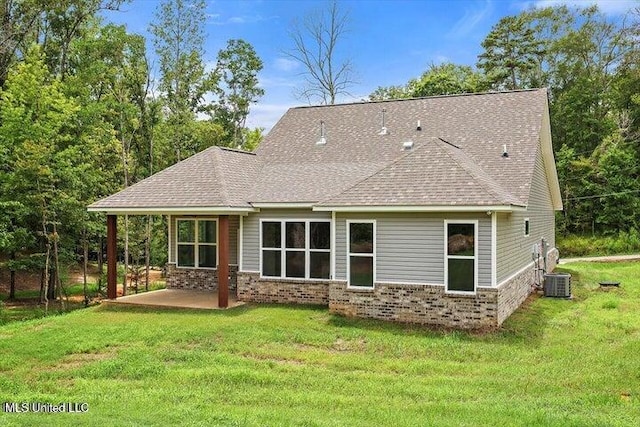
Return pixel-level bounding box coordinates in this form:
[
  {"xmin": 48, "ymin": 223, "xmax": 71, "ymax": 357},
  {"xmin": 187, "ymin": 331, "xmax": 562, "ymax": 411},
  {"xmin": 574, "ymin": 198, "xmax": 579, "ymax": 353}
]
[
  {"xmin": 291, "ymin": 88, "xmax": 547, "ymax": 110},
  {"xmin": 435, "ymin": 139, "xmax": 519, "ymax": 205},
  {"xmin": 210, "ymin": 148, "xmax": 231, "ymax": 206}
]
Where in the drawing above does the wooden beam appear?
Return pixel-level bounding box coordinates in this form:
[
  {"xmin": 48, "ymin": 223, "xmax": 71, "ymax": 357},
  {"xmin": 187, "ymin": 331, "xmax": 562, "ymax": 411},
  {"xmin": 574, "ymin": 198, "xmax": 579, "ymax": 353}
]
[
  {"xmin": 218, "ymin": 215, "xmax": 229, "ymax": 308},
  {"xmin": 107, "ymin": 215, "xmax": 117, "ymax": 299}
]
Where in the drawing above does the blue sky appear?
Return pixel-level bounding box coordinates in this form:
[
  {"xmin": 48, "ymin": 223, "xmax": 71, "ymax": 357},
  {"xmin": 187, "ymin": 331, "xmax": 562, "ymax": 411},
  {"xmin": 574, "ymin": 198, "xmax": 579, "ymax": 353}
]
[{"xmin": 102, "ymin": 0, "xmax": 635, "ymax": 131}]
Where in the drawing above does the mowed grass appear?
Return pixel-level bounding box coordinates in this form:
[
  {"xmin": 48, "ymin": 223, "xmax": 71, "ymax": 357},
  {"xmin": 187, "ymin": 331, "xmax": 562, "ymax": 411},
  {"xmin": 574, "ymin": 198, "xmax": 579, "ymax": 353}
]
[{"xmin": 0, "ymin": 263, "xmax": 639, "ymax": 426}]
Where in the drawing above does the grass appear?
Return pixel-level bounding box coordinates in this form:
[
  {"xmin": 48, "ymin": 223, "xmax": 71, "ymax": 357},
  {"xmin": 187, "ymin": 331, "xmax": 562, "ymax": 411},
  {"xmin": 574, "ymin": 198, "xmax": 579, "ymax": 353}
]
[{"xmin": 0, "ymin": 262, "xmax": 639, "ymax": 426}]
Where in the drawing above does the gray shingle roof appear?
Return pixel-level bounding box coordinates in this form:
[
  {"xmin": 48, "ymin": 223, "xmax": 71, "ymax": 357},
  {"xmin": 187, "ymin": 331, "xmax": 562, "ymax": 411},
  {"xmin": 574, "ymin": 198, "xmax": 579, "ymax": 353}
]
[
  {"xmin": 89, "ymin": 89, "xmax": 552, "ymax": 211},
  {"xmin": 88, "ymin": 146, "xmax": 259, "ymax": 209}
]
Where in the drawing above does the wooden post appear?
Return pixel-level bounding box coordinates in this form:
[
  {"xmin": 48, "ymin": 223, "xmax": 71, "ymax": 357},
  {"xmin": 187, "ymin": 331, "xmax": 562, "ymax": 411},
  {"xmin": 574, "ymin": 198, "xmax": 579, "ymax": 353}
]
[
  {"xmin": 107, "ymin": 215, "xmax": 117, "ymax": 299},
  {"xmin": 218, "ymin": 215, "xmax": 229, "ymax": 308}
]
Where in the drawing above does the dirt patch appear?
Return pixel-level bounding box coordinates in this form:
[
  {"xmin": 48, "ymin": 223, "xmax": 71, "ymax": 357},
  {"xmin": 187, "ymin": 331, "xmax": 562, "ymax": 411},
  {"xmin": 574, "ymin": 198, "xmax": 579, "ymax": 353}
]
[{"xmin": 52, "ymin": 348, "xmax": 119, "ymax": 371}]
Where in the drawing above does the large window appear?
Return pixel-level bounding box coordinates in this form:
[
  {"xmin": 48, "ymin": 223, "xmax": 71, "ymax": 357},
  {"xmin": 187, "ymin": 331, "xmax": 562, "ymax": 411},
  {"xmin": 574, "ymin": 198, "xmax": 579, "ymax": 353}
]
[
  {"xmin": 260, "ymin": 220, "xmax": 330, "ymax": 280},
  {"xmin": 177, "ymin": 219, "xmax": 217, "ymax": 268},
  {"xmin": 347, "ymin": 221, "xmax": 375, "ymax": 288},
  {"xmin": 445, "ymin": 221, "xmax": 477, "ymax": 293}
]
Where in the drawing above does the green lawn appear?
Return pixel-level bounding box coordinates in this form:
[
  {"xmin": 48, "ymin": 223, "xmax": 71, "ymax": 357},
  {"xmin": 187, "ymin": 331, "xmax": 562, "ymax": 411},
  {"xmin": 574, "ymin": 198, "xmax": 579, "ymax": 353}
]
[{"xmin": 0, "ymin": 262, "xmax": 639, "ymax": 426}]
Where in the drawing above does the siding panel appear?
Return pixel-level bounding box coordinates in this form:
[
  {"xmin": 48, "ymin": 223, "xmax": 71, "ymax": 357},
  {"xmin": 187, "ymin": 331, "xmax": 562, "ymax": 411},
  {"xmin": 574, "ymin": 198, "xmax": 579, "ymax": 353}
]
[
  {"xmin": 336, "ymin": 212, "xmax": 491, "ymax": 286},
  {"xmin": 497, "ymin": 144, "xmax": 556, "ymax": 283}
]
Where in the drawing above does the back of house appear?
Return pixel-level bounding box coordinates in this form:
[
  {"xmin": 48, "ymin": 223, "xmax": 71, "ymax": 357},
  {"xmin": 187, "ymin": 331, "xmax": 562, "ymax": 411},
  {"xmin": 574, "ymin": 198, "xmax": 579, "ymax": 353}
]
[{"xmin": 89, "ymin": 88, "xmax": 562, "ymax": 329}]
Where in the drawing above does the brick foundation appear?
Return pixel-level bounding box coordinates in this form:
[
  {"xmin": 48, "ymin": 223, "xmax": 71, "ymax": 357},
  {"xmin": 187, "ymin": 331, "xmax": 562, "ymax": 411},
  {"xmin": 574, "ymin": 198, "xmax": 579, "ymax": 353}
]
[
  {"xmin": 329, "ymin": 282, "xmax": 499, "ymax": 329},
  {"xmin": 166, "ymin": 264, "xmax": 237, "ymax": 291},
  {"xmin": 236, "ymin": 272, "xmax": 329, "ymax": 305},
  {"xmin": 229, "ymin": 248, "xmax": 561, "ymax": 329}
]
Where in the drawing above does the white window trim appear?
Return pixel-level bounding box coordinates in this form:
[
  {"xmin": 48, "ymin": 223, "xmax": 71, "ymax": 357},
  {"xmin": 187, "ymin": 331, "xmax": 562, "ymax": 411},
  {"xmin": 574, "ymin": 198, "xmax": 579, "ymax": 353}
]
[
  {"xmin": 524, "ymin": 218, "xmax": 530, "ymax": 237},
  {"xmin": 259, "ymin": 219, "xmax": 331, "ymax": 281},
  {"xmin": 444, "ymin": 219, "xmax": 478, "ymax": 295},
  {"xmin": 167, "ymin": 214, "xmax": 173, "ymax": 264},
  {"xmin": 346, "ymin": 219, "xmax": 376, "ymax": 289},
  {"xmin": 176, "ymin": 217, "xmax": 219, "ymax": 269}
]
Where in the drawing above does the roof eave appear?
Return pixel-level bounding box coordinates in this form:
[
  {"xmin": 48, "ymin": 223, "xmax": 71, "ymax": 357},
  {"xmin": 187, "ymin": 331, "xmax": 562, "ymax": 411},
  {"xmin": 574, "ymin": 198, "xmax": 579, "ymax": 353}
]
[
  {"xmin": 312, "ymin": 204, "xmax": 526, "ymax": 213},
  {"xmin": 86, "ymin": 206, "xmax": 258, "ymax": 215}
]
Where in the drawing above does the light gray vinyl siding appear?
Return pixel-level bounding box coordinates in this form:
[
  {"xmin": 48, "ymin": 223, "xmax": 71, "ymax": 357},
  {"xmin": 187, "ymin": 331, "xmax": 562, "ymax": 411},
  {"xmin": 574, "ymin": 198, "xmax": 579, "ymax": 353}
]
[
  {"xmin": 336, "ymin": 212, "xmax": 491, "ymax": 287},
  {"xmin": 168, "ymin": 215, "xmax": 239, "ymax": 266},
  {"xmin": 241, "ymin": 209, "xmax": 331, "ymax": 272},
  {"xmin": 497, "ymin": 144, "xmax": 556, "ymax": 283}
]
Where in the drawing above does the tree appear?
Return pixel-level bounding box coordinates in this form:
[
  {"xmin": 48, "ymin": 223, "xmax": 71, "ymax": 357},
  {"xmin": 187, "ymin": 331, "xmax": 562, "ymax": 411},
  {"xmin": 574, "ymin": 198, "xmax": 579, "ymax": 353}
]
[
  {"xmin": 477, "ymin": 15, "xmax": 545, "ymax": 90},
  {"xmin": 285, "ymin": 0, "xmax": 355, "ymax": 104},
  {"xmin": 213, "ymin": 39, "xmax": 264, "ymax": 148},
  {"xmin": 150, "ymin": 0, "xmax": 217, "ymax": 162},
  {"xmin": 369, "ymin": 63, "xmax": 487, "ymax": 101}
]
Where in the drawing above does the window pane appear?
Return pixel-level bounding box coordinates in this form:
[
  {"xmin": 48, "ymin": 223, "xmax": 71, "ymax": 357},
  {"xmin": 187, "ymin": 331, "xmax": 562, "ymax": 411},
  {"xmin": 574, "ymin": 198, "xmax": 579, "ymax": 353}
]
[
  {"xmin": 199, "ymin": 220, "xmax": 216, "ymax": 243},
  {"xmin": 285, "ymin": 251, "xmax": 305, "ymax": 278},
  {"xmin": 310, "ymin": 252, "xmax": 330, "ymax": 279},
  {"xmin": 262, "ymin": 250, "xmax": 281, "ymax": 276},
  {"xmin": 350, "ymin": 223, "xmax": 373, "ymax": 253},
  {"xmin": 285, "ymin": 222, "xmax": 305, "ymax": 249},
  {"xmin": 349, "ymin": 256, "xmax": 373, "ymax": 287},
  {"xmin": 178, "ymin": 244, "xmax": 195, "ymax": 267},
  {"xmin": 177, "ymin": 220, "xmax": 195, "ymax": 243},
  {"xmin": 310, "ymin": 222, "xmax": 330, "ymax": 249},
  {"xmin": 448, "ymin": 258, "xmax": 474, "ymax": 292},
  {"xmin": 198, "ymin": 245, "xmax": 216, "ymax": 268},
  {"xmin": 447, "ymin": 224, "xmax": 475, "ymax": 256},
  {"xmin": 262, "ymin": 222, "xmax": 281, "ymax": 248}
]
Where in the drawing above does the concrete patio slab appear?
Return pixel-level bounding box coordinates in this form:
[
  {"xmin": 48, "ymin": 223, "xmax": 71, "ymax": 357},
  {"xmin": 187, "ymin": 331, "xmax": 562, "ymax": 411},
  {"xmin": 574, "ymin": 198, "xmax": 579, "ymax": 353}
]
[{"xmin": 105, "ymin": 289, "xmax": 244, "ymax": 310}]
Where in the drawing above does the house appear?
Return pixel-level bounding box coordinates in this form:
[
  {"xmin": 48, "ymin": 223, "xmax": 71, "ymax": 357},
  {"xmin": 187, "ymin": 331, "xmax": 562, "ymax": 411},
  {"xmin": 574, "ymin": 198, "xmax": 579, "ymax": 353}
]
[{"xmin": 88, "ymin": 88, "xmax": 562, "ymax": 329}]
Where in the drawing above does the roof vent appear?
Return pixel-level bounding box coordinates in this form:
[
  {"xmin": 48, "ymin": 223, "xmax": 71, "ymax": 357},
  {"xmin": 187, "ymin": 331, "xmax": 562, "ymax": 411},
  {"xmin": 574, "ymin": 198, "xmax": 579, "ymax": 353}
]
[
  {"xmin": 317, "ymin": 120, "xmax": 326, "ymax": 145},
  {"xmin": 502, "ymin": 144, "xmax": 509, "ymax": 157},
  {"xmin": 402, "ymin": 141, "xmax": 414, "ymax": 150},
  {"xmin": 378, "ymin": 109, "xmax": 389, "ymax": 135},
  {"xmin": 416, "ymin": 120, "xmax": 422, "ymax": 131}
]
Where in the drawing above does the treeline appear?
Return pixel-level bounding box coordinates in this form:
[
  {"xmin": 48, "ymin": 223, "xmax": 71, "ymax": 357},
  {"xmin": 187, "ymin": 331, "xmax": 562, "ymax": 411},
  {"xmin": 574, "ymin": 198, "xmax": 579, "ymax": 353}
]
[
  {"xmin": 0, "ymin": 0, "xmax": 264, "ymax": 302},
  {"xmin": 372, "ymin": 5, "xmax": 640, "ymax": 237}
]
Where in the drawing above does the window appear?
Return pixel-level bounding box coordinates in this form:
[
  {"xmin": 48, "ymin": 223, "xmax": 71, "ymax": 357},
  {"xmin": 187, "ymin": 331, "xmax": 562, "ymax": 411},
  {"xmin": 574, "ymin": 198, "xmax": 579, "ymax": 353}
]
[
  {"xmin": 445, "ymin": 221, "xmax": 477, "ymax": 293},
  {"xmin": 524, "ymin": 218, "xmax": 530, "ymax": 237},
  {"xmin": 347, "ymin": 221, "xmax": 375, "ymax": 288},
  {"xmin": 177, "ymin": 219, "xmax": 217, "ymax": 268},
  {"xmin": 260, "ymin": 220, "xmax": 331, "ymax": 280}
]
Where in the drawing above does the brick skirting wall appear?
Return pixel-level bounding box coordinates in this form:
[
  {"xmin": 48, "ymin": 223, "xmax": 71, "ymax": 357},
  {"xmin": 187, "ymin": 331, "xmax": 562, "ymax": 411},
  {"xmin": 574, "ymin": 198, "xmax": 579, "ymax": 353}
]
[
  {"xmin": 166, "ymin": 264, "xmax": 238, "ymax": 292},
  {"xmin": 236, "ymin": 272, "xmax": 329, "ymax": 305},
  {"xmin": 329, "ymin": 282, "xmax": 499, "ymax": 329}
]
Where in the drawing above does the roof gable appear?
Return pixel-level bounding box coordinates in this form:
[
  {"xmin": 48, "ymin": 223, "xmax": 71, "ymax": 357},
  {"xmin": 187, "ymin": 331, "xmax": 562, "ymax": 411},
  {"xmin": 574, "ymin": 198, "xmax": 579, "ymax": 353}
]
[{"xmin": 317, "ymin": 138, "xmax": 522, "ymax": 207}]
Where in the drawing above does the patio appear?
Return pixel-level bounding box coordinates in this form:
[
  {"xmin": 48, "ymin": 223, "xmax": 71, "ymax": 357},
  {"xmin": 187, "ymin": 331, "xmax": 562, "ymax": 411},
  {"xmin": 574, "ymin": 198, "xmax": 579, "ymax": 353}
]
[{"xmin": 105, "ymin": 289, "xmax": 244, "ymax": 310}]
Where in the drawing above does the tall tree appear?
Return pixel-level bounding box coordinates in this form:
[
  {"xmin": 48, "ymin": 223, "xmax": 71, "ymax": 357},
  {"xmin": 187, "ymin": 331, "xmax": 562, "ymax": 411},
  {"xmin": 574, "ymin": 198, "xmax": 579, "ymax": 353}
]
[
  {"xmin": 213, "ymin": 39, "xmax": 264, "ymax": 148},
  {"xmin": 477, "ymin": 15, "xmax": 545, "ymax": 90},
  {"xmin": 150, "ymin": 0, "xmax": 216, "ymax": 161},
  {"xmin": 285, "ymin": 0, "xmax": 355, "ymax": 104}
]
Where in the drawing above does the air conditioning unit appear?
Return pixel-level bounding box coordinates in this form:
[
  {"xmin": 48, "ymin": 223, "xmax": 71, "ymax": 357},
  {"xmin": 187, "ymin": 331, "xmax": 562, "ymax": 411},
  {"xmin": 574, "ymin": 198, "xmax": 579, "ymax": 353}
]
[{"xmin": 544, "ymin": 273, "xmax": 571, "ymax": 298}]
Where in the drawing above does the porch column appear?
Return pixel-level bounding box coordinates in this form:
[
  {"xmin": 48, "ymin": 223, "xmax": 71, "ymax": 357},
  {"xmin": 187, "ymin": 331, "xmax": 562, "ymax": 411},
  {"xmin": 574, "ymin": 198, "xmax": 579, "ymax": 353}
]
[
  {"xmin": 218, "ymin": 215, "xmax": 229, "ymax": 308},
  {"xmin": 107, "ymin": 214, "xmax": 117, "ymax": 299}
]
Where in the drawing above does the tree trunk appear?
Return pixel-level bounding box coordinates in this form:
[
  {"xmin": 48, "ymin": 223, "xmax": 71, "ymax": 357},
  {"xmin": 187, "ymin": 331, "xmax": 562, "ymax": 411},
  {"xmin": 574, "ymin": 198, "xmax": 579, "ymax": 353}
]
[
  {"xmin": 145, "ymin": 215, "xmax": 151, "ymax": 291},
  {"xmin": 97, "ymin": 235, "xmax": 103, "ymax": 294},
  {"xmin": 8, "ymin": 252, "xmax": 15, "ymax": 300},
  {"xmin": 83, "ymin": 232, "xmax": 89, "ymax": 306},
  {"xmin": 52, "ymin": 223, "xmax": 65, "ymax": 311},
  {"xmin": 122, "ymin": 214, "xmax": 129, "ymax": 296}
]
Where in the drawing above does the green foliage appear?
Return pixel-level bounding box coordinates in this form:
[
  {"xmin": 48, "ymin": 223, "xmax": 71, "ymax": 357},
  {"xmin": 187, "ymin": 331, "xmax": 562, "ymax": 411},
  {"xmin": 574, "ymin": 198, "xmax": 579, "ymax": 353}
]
[
  {"xmin": 477, "ymin": 15, "xmax": 545, "ymax": 90},
  {"xmin": 558, "ymin": 230, "xmax": 640, "ymax": 257},
  {"xmin": 1, "ymin": 262, "xmax": 640, "ymax": 424},
  {"xmin": 213, "ymin": 39, "xmax": 265, "ymax": 149}
]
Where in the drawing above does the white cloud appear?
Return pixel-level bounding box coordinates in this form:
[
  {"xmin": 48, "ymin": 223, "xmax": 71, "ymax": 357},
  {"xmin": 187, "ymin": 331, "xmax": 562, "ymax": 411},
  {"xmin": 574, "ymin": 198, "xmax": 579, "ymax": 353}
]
[
  {"xmin": 447, "ymin": 0, "xmax": 495, "ymax": 39},
  {"xmin": 526, "ymin": 0, "xmax": 636, "ymax": 15},
  {"xmin": 273, "ymin": 57, "xmax": 300, "ymax": 72},
  {"xmin": 258, "ymin": 75, "xmax": 298, "ymax": 89},
  {"xmin": 209, "ymin": 14, "xmax": 278, "ymax": 26}
]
